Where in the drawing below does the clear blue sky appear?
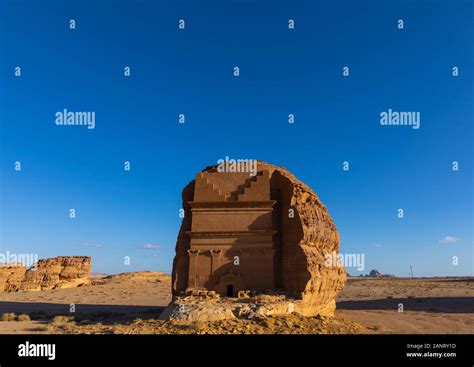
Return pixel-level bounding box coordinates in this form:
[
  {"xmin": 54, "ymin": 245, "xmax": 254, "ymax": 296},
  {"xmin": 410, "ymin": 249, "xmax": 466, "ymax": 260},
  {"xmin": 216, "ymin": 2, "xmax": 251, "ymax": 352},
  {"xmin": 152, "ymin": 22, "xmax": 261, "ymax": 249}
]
[{"xmin": 0, "ymin": 0, "xmax": 472, "ymax": 276}]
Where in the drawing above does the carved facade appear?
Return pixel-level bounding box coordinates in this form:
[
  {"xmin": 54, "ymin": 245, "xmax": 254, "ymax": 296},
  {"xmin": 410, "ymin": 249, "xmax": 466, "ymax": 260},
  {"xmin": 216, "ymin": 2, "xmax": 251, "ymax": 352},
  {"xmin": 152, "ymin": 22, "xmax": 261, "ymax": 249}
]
[{"xmin": 186, "ymin": 170, "xmax": 276, "ymax": 296}]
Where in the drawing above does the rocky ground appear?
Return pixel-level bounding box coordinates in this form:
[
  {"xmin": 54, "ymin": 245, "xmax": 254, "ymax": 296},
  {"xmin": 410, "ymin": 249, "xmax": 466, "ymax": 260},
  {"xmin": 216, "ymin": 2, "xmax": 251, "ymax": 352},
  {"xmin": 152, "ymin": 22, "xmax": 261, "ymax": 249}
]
[
  {"xmin": 47, "ymin": 313, "xmax": 363, "ymax": 335},
  {"xmin": 0, "ymin": 272, "xmax": 472, "ymax": 334}
]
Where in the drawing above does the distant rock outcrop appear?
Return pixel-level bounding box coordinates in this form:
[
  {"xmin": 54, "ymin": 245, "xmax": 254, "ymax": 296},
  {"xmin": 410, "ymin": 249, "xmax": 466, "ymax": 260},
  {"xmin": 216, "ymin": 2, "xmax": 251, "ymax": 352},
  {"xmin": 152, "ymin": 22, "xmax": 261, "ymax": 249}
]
[
  {"xmin": 0, "ymin": 256, "xmax": 91, "ymax": 292},
  {"xmin": 367, "ymin": 269, "xmax": 395, "ymax": 278},
  {"xmin": 368, "ymin": 269, "xmax": 382, "ymax": 277}
]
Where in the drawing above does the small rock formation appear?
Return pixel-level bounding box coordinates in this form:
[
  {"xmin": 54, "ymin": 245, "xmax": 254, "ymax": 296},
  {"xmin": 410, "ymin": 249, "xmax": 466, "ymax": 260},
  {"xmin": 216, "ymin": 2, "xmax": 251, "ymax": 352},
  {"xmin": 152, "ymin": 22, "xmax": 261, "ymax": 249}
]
[
  {"xmin": 368, "ymin": 269, "xmax": 382, "ymax": 277},
  {"xmin": 170, "ymin": 161, "xmax": 347, "ymax": 318},
  {"xmin": 0, "ymin": 256, "xmax": 91, "ymax": 292},
  {"xmin": 367, "ymin": 269, "xmax": 395, "ymax": 278}
]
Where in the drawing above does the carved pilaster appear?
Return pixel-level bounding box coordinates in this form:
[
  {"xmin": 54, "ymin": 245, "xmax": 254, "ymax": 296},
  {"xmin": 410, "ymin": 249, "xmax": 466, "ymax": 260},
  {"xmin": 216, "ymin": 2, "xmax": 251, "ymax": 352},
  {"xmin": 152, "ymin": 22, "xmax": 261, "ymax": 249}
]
[
  {"xmin": 187, "ymin": 249, "xmax": 200, "ymax": 287},
  {"xmin": 210, "ymin": 249, "xmax": 222, "ymax": 273}
]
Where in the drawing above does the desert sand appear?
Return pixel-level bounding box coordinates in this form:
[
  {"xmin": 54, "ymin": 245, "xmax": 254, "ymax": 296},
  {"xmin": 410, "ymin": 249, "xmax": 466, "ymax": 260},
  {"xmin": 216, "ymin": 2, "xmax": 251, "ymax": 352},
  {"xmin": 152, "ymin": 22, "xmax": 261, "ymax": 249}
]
[
  {"xmin": 336, "ymin": 277, "xmax": 474, "ymax": 334},
  {"xmin": 0, "ymin": 272, "xmax": 472, "ymax": 334}
]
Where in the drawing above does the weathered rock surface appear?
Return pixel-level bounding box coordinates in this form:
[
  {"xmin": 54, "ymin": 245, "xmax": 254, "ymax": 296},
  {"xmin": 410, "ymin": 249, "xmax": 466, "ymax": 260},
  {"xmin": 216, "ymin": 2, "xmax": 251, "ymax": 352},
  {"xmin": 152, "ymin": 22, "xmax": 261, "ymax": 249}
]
[
  {"xmin": 172, "ymin": 161, "xmax": 347, "ymax": 316},
  {"xmin": 0, "ymin": 256, "xmax": 91, "ymax": 292},
  {"xmin": 161, "ymin": 294, "xmax": 304, "ymax": 322},
  {"xmin": 0, "ymin": 265, "xmax": 27, "ymax": 292}
]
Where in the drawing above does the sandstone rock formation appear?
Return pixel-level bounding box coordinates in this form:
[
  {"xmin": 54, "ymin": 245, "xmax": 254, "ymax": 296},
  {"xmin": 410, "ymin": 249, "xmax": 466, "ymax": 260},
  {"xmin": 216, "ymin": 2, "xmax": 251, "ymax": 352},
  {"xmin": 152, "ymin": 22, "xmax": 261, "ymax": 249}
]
[
  {"xmin": 0, "ymin": 265, "xmax": 27, "ymax": 292},
  {"xmin": 171, "ymin": 161, "xmax": 346, "ymax": 317},
  {"xmin": 0, "ymin": 256, "xmax": 91, "ymax": 292}
]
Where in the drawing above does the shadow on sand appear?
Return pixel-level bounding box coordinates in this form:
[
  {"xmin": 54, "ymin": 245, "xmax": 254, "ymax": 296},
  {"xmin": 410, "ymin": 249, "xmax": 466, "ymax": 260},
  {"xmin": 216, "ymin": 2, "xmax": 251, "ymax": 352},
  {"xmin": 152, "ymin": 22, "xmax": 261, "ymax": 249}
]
[
  {"xmin": 0, "ymin": 301, "xmax": 166, "ymax": 326},
  {"xmin": 337, "ymin": 297, "xmax": 474, "ymax": 313}
]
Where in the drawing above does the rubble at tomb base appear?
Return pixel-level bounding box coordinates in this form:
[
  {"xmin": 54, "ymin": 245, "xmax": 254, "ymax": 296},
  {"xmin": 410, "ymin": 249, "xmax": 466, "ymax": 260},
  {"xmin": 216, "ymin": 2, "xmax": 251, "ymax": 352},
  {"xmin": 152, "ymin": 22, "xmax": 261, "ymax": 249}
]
[
  {"xmin": 160, "ymin": 293, "xmax": 338, "ymax": 323},
  {"xmin": 171, "ymin": 161, "xmax": 347, "ymax": 317},
  {"xmin": 0, "ymin": 256, "xmax": 92, "ymax": 292}
]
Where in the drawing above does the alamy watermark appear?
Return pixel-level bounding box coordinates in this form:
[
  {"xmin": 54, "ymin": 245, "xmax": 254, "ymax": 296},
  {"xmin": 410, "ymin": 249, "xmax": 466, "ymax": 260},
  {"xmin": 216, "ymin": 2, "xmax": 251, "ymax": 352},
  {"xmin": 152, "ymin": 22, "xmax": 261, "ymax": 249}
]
[
  {"xmin": 55, "ymin": 108, "xmax": 95, "ymax": 130},
  {"xmin": 324, "ymin": 251, "xmax": 365, "ymax": 271},
  {"xmin": 380, "ymin": 108, "xmax": 420, "ymax": 130},
  {"xmin": 217, "ymin": 156, "xmax": 257, "ymax": 176},
  {"xmin": 18, "ymin": 342, "xmax": 55, "ymax": 361},
  {"xmin": 0, "ymin": 251, "xmax": 39, "ymax": 269}
]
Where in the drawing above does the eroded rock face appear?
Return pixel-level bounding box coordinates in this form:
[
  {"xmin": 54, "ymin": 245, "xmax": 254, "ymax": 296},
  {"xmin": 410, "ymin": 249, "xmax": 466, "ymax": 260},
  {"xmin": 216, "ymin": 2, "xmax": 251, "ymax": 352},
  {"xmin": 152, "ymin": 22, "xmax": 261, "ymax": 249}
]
[
  {"xmin": 172, "ymin": 161, "xmax": 346, "ymax": 316},
  {"xmin": 0, "ymin": 256, "xmax": 91, "ymax": 292},
  {"xmin": 0, "ymin": 265, "xmax": 27, "ymax": 292}
]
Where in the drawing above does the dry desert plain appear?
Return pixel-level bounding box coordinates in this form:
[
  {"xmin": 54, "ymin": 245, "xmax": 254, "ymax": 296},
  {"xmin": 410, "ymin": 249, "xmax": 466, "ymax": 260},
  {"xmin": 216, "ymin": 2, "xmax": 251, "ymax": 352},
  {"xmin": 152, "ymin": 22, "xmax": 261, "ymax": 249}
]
[{"xmin": 0, "ymin": 272, "xmax": 472, "ymax": 334}]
